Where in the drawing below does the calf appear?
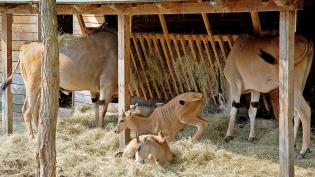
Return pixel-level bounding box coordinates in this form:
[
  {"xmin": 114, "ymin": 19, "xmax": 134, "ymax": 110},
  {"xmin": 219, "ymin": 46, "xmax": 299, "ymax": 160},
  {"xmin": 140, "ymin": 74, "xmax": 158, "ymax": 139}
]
[
  {"xmin": 135, "ymin": 134, "xmax": 173, "ymax": 165},
  {"xmin": 115, "ymin": 92, "xmax": 208, "ymax": 142},
  {"xmin": 122, "ymin": 131, "xmax": 165, "ymax": 159}
]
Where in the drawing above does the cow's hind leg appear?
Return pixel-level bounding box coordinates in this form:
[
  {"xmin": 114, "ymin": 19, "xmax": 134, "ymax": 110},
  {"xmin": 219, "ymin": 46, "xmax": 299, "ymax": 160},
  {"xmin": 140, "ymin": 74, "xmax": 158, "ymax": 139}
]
[
  {"xmin": 295, "ymin": 93, "xmax": 311, "ymax": 159},
  {"xmin": 180, "ymin": 116, "xmax": 208, "ymax": 141},
  {"xmin": 98, "ymin": 85, "xmax": 115, "ymax": 128},
  {"xmin": 225, "ymin": 84, "xmax": 242, "ymax": 142},
  {"xmin": 23, "ymin": 88, "xmax": 40, "ymax": 139},
  {"xmin": 33, "ymin": 94, "xmax": 40, "ymax": 131},
  {"xmin": 90, "ymin": 91, "xmax": 99, "ymax": 127},
  {"xmin": 293, "ymin": 111, "xmax": 301, "ymax": 148},
  {"xmin": 248, "ymin": 90, "xmax": 260, "ymax": 142}
]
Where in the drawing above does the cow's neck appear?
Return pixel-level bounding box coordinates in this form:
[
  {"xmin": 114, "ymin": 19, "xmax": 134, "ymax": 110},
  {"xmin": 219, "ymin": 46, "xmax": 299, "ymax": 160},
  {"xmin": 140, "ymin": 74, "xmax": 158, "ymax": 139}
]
[{"xmin": 129, "ymin": 115, "xmax": 155, "ymax": 134}]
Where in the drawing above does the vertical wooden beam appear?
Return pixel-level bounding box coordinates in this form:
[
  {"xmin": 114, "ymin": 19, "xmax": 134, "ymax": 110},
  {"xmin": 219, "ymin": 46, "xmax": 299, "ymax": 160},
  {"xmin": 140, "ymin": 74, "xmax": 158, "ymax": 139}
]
[
  {"xmin": 250, "ymin": 11, "xmax": 261, "ymax": 34},
  {"xmin": 37, "ymin": 14, "xmax": 42, "ymax": 41},
  {"xmin": 1, "ymin": 14, "xmax": 13, "ymax": 135},
  {"xmin": 279, "ymin": 10, "xmax": 296, "ymax": 177},
  {"xmin": 118, "ymin": 15, "xmax": 131, "ymax": 150},
  {"xmin": 36, "ymin": 0, "xmax": 59, "ymax": 175}
]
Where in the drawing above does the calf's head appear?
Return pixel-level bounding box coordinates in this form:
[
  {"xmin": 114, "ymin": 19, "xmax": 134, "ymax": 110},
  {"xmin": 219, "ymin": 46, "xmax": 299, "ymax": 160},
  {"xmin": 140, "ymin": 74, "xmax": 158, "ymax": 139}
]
[
  {"xmin": 174, "ymin": 92, "xmax": 204, "ymax": 117},
  {"xmin": 114, "ymin": 103, "xmax": 138, "ymax": 134}
]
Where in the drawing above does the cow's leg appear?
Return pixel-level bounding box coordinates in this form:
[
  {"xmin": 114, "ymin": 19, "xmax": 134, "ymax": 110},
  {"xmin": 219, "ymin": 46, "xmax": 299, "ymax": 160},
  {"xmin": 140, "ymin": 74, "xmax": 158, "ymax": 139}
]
[
  {"xmin": 23, "ymin": 88, "xmax": 40, "ymax": 139},
  {"xmin": 90, "ymin": 91, "xmax": 99, "ymax": 126},
  {"xmin": 225, "ymin": 84, "xmax": 242, "ymax": 142},
  {"xmin": 248, "ymin": 90, "xmax": 260, "ymax": 142},
  {"xmin": 294, "ymin": 93, "xmax": 311, "ymax": 159},
  {"xmin": 33, "ymin": 94, "xmax": 40, "ymax": 130},
  {"xmin": 293, "ymin": 111, "xmax": 301, "ymax": 147},
  {"xmin": 98, "ymin": 85, "xmax": 114, "ymax": 128},
  {"xmin": 180, "ymin": 116, "xmax": 208, "ymax": 141}
]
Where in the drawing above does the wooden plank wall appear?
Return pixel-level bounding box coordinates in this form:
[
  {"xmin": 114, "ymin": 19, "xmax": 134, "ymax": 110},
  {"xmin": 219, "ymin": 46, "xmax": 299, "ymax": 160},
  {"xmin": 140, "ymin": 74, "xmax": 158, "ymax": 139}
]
[
  {"xmin": 0, "ymin": 15, "xmax": 39, "ymax": 113},
  {"xmin": 72, "ymin": 14, "xmax": 105, "ymax": 105}
]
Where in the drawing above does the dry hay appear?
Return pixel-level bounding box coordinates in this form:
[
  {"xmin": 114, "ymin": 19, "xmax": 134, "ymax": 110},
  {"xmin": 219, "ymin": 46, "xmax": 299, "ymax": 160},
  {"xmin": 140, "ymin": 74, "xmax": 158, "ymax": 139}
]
[{"xmin": 0, "ymin": 108, "xmax": 314, "ymax": 177}]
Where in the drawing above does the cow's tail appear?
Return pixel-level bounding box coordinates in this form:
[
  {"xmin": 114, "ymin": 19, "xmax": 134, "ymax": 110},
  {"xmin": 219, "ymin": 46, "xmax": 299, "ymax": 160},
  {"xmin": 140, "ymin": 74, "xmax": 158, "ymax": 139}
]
[{"xmin": 0, "ymin": 57, "xmax": 21, "ymax": 91}]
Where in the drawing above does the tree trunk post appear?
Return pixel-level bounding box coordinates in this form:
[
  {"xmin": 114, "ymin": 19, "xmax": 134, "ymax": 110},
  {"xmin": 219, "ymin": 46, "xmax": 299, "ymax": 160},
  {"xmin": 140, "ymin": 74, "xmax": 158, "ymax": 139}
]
[
  {"xmin": 36, "ymin": 0, "xmax": 59, "ymax": 176},
  {"xmin": 1, "ymin": 13, "xmax": 13, "ymax": 135},
  {"xmin": 279, "ymin": 10, "xmax": 296, "ymax": 177}
]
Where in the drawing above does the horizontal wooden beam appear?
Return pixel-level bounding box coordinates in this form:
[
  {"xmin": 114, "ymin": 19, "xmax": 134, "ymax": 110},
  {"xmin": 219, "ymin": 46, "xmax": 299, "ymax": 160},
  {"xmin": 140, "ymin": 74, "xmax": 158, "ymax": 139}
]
[{"xmin": 0, "ymin": 1, "xmax": 301, "ymax": 15}]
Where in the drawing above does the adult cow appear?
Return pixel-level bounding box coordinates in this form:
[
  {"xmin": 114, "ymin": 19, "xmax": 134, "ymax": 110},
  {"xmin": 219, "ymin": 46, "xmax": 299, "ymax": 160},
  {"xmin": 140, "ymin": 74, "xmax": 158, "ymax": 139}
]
[
  {"xmin": 219, "ymin": 34, "xmax": 313, "ymax": 158},
  {"xmin": 1, "ymin": 32, "xmax": 118, "ymax": 139}
]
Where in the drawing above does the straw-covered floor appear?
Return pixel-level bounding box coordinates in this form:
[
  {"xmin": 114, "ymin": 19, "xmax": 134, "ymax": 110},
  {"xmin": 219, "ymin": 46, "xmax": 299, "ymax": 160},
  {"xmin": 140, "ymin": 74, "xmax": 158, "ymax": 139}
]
[{"xmin": 0, "ymin": 106, "xmax": 314, "ymax": 177}]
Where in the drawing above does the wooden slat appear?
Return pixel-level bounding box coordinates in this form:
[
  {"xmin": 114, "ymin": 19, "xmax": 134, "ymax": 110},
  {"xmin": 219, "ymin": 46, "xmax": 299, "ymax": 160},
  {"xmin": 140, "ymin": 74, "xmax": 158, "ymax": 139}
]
[
  {"xmin": 1, "ymin": 13, "xmax": 13, "ymax": 135},
  {"xmin": 279, "ymin": 10, "xmax": 295, "ymax": 177},
  {"xmin": 118, "ymin": 15, "xmax": 131, "ymax": 150},
  {"xmin": 194, "ymin": 35, "xmax": 216, "ymax": 104},
  {"xmin": 217, "ymin": 35, "xmax": 227, "ymax": 60},
  {"xmin": 131, "ymin": 36, "xmax": 154, "ymax": 98},
  {"xmin": 143, "ymin": 33, "xmax": 168, "ymax": 100},
  {"xmin": 250, "ymin": 11, "xmax": 261, "ymax": 34},
  {"xmin": 130, "ymin": 48, "xmax": 148, "ymax": 101},
  {"xmin": 177, "ymin": 34, "xmax": 198, "ymax": 92},
  {"xmin": 159, "ymin": 14, "xmax": 184, "ymax": 94},
  {"xmin": 159, "ymin": 36, "xmax": 179, "ymax": 95},
  {"xmin": 135, "ymin": 33, "xmax": 161, "ymax": 99},
  {"xmin": 170, "ymin": 34, "xmax": 192, "ymax": 91},
  {"xmin": 149, "ymin": 34, "xmax": 172, "ymax": 99}
]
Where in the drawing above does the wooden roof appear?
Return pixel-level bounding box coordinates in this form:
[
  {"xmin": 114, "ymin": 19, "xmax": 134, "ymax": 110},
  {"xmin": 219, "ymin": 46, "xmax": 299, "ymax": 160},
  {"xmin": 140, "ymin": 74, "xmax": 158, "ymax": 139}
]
[
  {"xmin": 0, "ymin": 0, "xmax": 301, "ymax": 15},
  {"xmin": 0, "ymin": 0, "xmax": 181, "ymax": 4}
]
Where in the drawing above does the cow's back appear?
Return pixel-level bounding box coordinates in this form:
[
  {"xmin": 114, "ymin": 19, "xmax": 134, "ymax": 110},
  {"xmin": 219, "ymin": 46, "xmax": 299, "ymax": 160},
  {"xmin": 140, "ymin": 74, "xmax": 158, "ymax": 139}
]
[
  {"xmin": 226, "ymin": 34, "xmax": 311, "ymax": 93},
  {"xmin": 59, "ymin": 32, "xmax": 118, "ymax": 92}
]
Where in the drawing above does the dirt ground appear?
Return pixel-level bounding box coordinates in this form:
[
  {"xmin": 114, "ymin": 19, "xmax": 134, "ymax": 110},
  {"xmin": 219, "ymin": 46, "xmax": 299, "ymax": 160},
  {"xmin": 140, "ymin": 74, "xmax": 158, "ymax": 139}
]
[{"xmin": 0, "ymin": 106, "xmax": 314, "ymax": 177}]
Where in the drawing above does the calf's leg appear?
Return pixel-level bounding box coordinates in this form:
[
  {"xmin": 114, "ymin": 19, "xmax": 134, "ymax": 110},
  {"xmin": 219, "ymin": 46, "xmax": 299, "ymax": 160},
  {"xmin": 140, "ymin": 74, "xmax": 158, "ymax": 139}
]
[{"xmin": 181, "ymin": 116, "xmax": 208, "ymax": 141}]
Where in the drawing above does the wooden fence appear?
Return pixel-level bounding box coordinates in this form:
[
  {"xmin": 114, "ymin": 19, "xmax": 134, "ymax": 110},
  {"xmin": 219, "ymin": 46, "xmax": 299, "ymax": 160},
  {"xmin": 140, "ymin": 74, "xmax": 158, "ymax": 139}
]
[{"xmin": 128, "ymin": 32, "xmax": 238, "ymax": 104}]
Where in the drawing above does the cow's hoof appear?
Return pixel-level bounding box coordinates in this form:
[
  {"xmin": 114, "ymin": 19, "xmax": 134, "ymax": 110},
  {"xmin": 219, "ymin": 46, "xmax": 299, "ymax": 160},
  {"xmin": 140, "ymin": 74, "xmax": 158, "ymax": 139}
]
[
  {"xmin": 248, "ymin": 137, "xmax": 256, "ymax": 143},
  {"xmin": 115, "ymin": 152, "xmax": 123, "ymax": 157},
  {"xmin": 296, "ymin": 149, "xmax": 311, "ymax": 160},
  {"xmin": 224, "ymin": 136, "xmax": 233, "ymax": 142}
]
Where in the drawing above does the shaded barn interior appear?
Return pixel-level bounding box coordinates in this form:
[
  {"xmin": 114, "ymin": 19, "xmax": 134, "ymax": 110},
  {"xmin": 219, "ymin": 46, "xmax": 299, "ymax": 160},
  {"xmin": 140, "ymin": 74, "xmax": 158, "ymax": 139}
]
[{"xmin": 104, "ymin": 3, "xmax": 315, "ymax": 127}]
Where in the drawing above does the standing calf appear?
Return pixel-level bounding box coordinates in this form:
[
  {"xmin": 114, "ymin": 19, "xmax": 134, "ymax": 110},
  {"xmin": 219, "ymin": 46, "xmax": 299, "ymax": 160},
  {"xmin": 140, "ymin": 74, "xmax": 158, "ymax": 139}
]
[{"xmin": 115, "ymin": 92, "xmax": 208, "ymax": 142}]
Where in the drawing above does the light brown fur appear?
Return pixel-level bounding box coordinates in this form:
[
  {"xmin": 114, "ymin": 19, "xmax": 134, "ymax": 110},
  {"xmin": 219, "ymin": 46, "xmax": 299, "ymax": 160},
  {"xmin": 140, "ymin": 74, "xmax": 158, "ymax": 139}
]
[
  {"xmin": 135, "ymin": 134, "xmax": 173, "ymax": 164},
  {"xmin": 1, "ymin": 32, "xmax": 118, "ymax": 139},
  {"xmin": 222, "ymin": 34, "xmax": 313, "ymax": 157},
  {"xmin": 122, "ymin": 131, "xmax": 166, "ymax": 159},
  {"xmin": 115, "ymin": 92, "xmax": 208, "ymax": 142}
]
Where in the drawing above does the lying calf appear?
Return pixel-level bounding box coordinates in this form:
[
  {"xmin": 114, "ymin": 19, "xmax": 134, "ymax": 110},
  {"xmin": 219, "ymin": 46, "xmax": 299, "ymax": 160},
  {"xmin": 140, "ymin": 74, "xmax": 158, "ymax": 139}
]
[
  {"xmin": 115, "ymin": 92, "xmax": 208, "ymax": 142},
  {"xmin": 135, "ymin": 134, "xmax": 173, "ymax": 164},
  {"xmin": 122, "ymin": 131, "xmax": 165, "ymax": 159}
]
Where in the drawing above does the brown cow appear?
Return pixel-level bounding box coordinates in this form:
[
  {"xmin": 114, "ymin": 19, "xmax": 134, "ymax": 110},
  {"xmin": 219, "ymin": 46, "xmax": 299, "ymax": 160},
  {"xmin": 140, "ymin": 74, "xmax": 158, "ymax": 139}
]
[
  {"xmin": 115, "ymin": 92, "xmax": 208, "ymax": 142},
  {"xmin": 1, "ymin": 32, "xmax": 118, "ymax": 139},
  {"xmin": 220, "ymin": 34, "xmax": 313, "ymax": 158}
]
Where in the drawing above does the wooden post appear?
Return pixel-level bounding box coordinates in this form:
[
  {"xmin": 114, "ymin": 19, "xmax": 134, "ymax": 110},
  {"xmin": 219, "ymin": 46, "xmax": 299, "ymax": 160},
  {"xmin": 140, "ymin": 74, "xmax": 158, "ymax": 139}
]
[
  {"xmin": 1, "ymin": 13, "xmax": 13, "ymax": 135},
  {"xmin": 36, "ymin": 0, "xmax": 59, "ymax": 176},
  {"xmin": 118, "ymin": 15, "xmax": 131, "ymax": 150},
  {"xmin": 279, "ymin": 10, "xmax": 296, "ymax": 177},
  {"xmin": 37, "ymin": 14, "xmax": 42, "ymax": 41}
]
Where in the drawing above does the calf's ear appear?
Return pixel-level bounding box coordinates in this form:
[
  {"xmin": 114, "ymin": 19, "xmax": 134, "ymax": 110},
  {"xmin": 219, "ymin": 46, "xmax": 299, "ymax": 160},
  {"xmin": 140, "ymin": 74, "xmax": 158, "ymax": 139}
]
[{"xmin": 179, "ymin": 100, "xmax": 185, "ymax": 105}]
